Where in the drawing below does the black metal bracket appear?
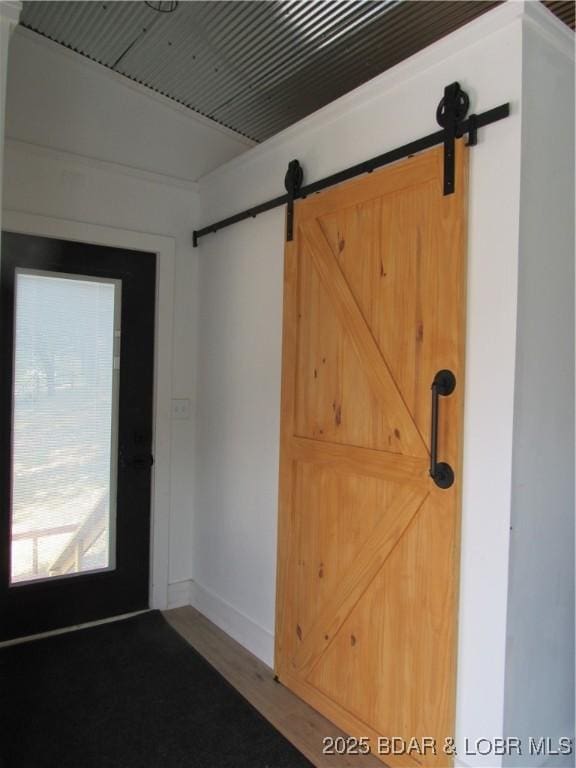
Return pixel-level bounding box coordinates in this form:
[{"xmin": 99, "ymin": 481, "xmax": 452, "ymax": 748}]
[
  {"xmin": 466, "ymin": 113, "xmax": 478, "ymax": 146},
  {"xmin": 436, "ymin": 82, "xmax": 470, "ymax": 195},
  {"xmin": 284, "ymin": 159, "xmax": 303, "ymax": 242}
]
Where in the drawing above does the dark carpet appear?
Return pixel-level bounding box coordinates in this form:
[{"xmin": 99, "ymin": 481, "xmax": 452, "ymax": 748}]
[{"xmin": 0, "ymin": 611, "xmax": 312, "ymax": 768}]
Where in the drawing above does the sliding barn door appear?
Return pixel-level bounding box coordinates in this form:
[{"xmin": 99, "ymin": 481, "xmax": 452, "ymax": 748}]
[{"xmin": 275, "ymin": 142, "xmax": 468, "ymax": 767}]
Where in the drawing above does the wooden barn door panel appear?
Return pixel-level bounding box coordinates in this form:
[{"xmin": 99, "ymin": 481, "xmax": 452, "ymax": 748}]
[{"xmin": 275, "ymin": 143, "xmax": 468, "ymax": 767}]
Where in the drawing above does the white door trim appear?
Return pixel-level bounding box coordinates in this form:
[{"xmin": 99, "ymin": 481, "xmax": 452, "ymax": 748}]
[{"xmin": 2, "ymin": 209, "xmax": 175, "ymax": 610}]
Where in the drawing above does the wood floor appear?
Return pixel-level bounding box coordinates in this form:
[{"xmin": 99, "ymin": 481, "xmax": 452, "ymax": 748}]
[{"xmin": 164, "ymin": 607, "xmax": 385, "ymax": 768}]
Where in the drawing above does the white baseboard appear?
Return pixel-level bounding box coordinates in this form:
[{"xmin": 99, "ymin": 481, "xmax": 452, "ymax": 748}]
[
  {"xmin": 167, "ymin": 579, "xmax": 193, "ymax": 609},
  {"xmin": 189, "ymin": 580, "xmax": 274, "ymax": 667}
]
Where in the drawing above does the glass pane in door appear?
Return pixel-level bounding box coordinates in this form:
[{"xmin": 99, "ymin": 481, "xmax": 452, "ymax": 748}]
[{"xmin": 10, "ymin": 270, "xmax": 120, "ymax": 584}]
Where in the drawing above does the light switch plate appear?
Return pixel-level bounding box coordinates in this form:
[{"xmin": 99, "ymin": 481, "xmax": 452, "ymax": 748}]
[{"xmin": 171, "ymin": 398, "xmax": 191, "ymax": 420}]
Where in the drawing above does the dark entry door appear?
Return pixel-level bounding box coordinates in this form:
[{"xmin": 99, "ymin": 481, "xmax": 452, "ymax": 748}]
[{"xmin": 0, "ymin": 232, "xmax": 156, "ymax": 641}]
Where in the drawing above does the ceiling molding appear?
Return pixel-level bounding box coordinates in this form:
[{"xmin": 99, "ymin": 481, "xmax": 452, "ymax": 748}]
[{"xmin": 5, "ymin": 136, "xmax": 201, "ymax": 192}]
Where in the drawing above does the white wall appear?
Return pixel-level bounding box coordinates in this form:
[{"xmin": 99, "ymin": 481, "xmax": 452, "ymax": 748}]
[
  {"xmin": 196, "ymin": 4, "xmax": 528, "ymax": 764},
  {"xmin": 2, "ymin": 25, "xmax": 250, "ymax": 603},
  {"xmin": 503, "ymin": 13, "xmax": 575, "ymax": 767},
  {"xmin": 0, "ymin": 1, "xmax": 21, "ymax": 235}
]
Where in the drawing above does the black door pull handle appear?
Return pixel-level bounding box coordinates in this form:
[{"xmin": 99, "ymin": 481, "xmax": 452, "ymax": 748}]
[{"xmin": 430, "ymin": 370, "xmax": 455, "ymax": 489}]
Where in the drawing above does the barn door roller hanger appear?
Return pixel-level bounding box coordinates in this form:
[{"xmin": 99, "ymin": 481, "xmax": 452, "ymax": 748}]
[{"xmin": 193, "ymin": 82, "xmax": 509, "ymax": 247}]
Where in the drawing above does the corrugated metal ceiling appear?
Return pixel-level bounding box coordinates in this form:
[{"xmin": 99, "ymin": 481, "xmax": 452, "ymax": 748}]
[
  {"xmin": 542, "ymin": 0, "xmax": 576, "ymax": 29},
  {"xmin": 20, "ymin": 1, "xmax": 574, "ymax": 143}
]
